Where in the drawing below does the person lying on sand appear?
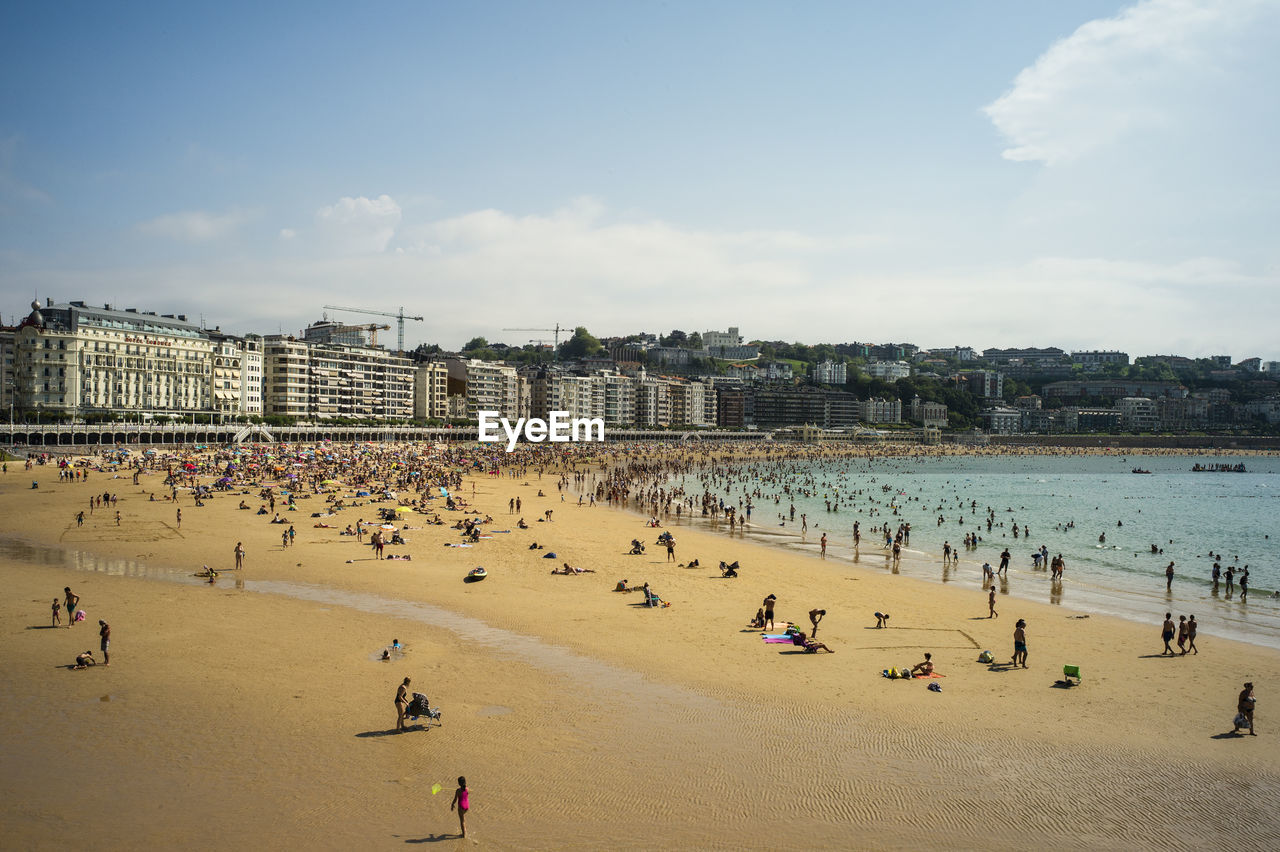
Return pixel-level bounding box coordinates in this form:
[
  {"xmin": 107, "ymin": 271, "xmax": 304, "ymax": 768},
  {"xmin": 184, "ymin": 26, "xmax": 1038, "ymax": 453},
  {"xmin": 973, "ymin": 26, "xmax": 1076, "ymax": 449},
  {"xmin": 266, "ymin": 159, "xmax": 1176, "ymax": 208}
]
[{"xmin": 553, "ymin": 563, "xmax": 595, "ymax": 575}]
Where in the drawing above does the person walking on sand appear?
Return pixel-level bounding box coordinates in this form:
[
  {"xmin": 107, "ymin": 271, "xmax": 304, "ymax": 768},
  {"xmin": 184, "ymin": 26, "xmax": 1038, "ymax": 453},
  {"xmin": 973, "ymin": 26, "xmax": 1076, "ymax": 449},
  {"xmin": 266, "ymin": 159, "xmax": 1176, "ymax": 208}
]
[
  {"xmin": 98, "ymin": 619, "xmax": 110, "ymax": 666},
  {"xmin": 395, "ymin": 677, "xmax": 411, "ymax": 731},
  {"xmin": 1012, "ymin": 619, "xmax": 1028, "ymax": 668},
  {"xmin": 52, "ymin": 598, "xmax": 62, "ymax": 627},
  {"xmin": 1165, "ymin": 561, "xmax": 1175, "ymax": 591},
  {"xmin": 234, "ymin": 541, "xmax": 244, "ymax": 569},
  {"xmin": 1187, "ymin": 615, "xmax": 1198, "ymax": 655},
  {"xmin": 450, "ymin": 776, "xmax": 470, "ymax": 838},
  {"xmin": 64, "ymin": 587, "xmax": 79, "ymax": 628},
  {"xmin": 666, "ymin": 536, "xmax": 675, "ymax": 563},
  {"xmin": 988, "ymin": 587, "xmax": 998, "ymax": 619},
  {"xmin": 1161, "ymin": 612, "xmax": 1177, "ymax": 655},
  {"xmin": 1177, "ymin": 615, "xmax": 1189, "ymax": 654},
  {"xmin": 820, "ymin": 533, "xmax": 827, "ymax": 558},
  {"xmin": 176, "ymin": 508, "xmax": 181, "ymax": 529},
  {"xmin": 1234, "ymin": 683, "xmax": 1256, "ymax": 735}
]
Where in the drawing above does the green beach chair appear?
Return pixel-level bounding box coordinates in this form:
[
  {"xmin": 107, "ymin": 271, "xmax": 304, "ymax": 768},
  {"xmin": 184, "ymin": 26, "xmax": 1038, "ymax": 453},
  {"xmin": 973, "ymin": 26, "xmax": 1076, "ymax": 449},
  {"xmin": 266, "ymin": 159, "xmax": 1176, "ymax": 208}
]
[{"xmin": 1063, "ymin": 665, "xmax": 1082, "ymax": 685}]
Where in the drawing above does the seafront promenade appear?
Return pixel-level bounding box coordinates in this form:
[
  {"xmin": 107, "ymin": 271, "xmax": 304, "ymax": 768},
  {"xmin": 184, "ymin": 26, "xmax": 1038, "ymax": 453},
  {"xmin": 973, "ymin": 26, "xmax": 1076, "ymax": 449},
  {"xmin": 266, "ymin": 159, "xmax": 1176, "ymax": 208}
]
[{"xmin": 0, "ymin": 422, "xmax": 770, "ymax": 450}]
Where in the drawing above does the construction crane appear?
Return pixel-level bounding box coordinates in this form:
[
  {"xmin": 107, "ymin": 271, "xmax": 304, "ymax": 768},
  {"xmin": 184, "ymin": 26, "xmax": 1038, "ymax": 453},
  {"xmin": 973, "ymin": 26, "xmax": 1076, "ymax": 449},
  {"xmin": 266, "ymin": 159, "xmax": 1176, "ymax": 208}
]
[
  {"xmin": 503, "ymin": 323, "xmax": 573, "ymax": 360},
  {"xmin": 323, "ymin": 305, "xmax": 424, "ymax": 352},
  {"xmin": 351, "ymin": 323, "xmax": 391, "ymax": 348}
]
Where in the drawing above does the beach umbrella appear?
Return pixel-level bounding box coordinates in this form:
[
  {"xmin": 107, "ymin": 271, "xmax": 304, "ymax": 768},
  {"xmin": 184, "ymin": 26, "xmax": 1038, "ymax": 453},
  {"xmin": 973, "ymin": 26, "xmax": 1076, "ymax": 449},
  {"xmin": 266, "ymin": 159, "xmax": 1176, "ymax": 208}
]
[
  {"xmin": 379, "ymin": 524, "xmax": 397, "ymax": 532},
  {"xmin": 395, "ymin": 506, "xmax": 412, "ymax": 513}
]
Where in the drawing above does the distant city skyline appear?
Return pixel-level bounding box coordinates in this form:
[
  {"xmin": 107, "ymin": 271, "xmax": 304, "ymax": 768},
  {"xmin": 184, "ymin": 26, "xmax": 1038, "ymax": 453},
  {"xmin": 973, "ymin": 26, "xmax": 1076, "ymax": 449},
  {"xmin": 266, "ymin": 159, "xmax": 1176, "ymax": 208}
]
[{"xmin": 2, "ymin": 1, "xmax": 1276, "ymax": 358}]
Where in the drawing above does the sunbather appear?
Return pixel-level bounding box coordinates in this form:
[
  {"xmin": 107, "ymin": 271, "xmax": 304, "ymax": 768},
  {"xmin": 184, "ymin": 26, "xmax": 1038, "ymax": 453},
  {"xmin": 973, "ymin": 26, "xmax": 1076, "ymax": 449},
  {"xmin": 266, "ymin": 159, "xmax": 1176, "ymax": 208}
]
[
  {"xmin": 790, "ymin": 631, "xmax": 834, "ymax": 653},
  {"xmin": 553, "ymin": 563, "xmax": 596, "ymax": 575},
  {"xmin": 911, "ymin": 653, "xmax": 934, "ymax": 676}
]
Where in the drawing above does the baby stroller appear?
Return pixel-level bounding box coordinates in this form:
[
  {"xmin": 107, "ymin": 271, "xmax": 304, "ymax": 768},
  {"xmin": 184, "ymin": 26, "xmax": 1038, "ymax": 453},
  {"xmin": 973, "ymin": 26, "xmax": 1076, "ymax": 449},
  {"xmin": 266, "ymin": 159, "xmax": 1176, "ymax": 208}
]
[
  {"xmin": 629, "ymin": 539, "xmax": 646, "ymax": 555},
  {"xmin": 719, "ymin": 560, "xmax": 739, "ymax": 578},
  {"xmin": 406, "ymin": 692, "xmax": 442, "ymax": 726}
]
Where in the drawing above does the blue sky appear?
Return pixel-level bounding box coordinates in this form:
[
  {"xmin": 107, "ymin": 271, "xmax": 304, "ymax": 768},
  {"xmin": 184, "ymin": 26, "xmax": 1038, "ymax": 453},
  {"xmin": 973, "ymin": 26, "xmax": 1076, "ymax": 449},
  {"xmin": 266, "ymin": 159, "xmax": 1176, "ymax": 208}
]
[{"xmin": 2, "ymin": 0, "xmax": 1276, "ymax": 358}]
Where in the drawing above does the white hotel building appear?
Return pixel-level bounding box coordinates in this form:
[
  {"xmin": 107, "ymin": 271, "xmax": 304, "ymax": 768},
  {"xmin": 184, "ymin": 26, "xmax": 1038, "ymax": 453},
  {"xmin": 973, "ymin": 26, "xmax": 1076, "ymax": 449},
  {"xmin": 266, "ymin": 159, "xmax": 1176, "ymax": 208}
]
[{"xmin": 12, "ymin": 300, "xmax": 215, "ymax": 417}]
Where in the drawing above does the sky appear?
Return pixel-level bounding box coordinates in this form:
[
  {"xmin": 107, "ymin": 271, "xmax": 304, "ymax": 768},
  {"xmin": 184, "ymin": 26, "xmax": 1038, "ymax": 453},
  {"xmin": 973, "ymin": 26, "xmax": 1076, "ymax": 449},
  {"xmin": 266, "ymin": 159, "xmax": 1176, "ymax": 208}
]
[{"xmin": 2, "ymin": 0, "xmax": 1277, "ymax": 359}]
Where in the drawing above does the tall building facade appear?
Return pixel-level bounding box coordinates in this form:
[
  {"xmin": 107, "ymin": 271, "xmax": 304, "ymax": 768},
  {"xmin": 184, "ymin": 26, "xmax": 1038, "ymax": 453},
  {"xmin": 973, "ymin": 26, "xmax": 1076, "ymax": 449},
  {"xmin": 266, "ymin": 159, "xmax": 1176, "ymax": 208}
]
[
  {"xmin": 13, "ymin": 300, "xmax": 214, "ymax": 416},
  {"xmin": 263, "ymin": 335, "xmax": 413, "ymax": 420}
]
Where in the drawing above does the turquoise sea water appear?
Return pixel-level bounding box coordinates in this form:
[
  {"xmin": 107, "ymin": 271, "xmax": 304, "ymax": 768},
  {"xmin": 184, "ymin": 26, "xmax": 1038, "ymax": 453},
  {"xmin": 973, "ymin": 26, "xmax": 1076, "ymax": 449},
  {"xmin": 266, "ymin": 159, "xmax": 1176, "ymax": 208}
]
[{"xmin": 665, "ymin": 454, "xmax": 1280, "ymax": 649}]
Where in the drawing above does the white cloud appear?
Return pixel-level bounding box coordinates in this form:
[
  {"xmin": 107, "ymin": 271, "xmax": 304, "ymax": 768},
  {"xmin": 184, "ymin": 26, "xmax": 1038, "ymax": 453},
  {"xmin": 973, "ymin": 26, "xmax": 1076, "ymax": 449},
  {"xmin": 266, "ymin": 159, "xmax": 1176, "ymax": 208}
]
[
  {"xmin": 983, "ymin": 0, "xmax": 1273, "ymax": 165},
  {"xmin": 9, "ymin": 198, "xmax": 1276, "ymax": 358},
  {"xmin": 136, "ymin": 208, "xmax": 252, "ymax": 242},
  {"xmin": 278, "ymin": 228, "xmax": 297, "ymax": 240},
  {"xmin": 314, "ymin": 194, "xmax": 401, "ymax": 253}
]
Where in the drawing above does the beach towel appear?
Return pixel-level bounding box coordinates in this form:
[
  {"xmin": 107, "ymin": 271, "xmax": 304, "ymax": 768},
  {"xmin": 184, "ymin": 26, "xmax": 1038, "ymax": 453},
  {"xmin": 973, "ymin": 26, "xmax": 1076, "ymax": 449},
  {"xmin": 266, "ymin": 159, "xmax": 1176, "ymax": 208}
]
[
  {"xmin": 912, "ymin": 673, "xmax": 946, "ymax": 679},
  {"xmin": 445, "ymin": 543, "xmax": 473, "ymax": 548},
  {"xmin": 74, "ymin": 610, "xmax": 86, "ymax": 623},
  {"xmin": 763, "ymin": 636, "xmax": 795, "ymax": 644}
]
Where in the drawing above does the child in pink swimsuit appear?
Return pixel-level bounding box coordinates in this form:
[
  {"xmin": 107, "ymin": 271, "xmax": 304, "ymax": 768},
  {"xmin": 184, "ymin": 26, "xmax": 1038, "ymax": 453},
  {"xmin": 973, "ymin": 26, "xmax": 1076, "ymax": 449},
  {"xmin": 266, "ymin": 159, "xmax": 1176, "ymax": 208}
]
[{"xmin": 450, "ymin": 776, "xmax": 469, "ymax": 838}]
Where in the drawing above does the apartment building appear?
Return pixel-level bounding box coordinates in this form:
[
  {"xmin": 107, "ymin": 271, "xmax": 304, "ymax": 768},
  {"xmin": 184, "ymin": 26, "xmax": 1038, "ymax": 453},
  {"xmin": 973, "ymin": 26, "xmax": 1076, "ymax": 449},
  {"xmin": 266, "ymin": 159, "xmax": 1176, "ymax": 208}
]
[
  {"xmin": 859, "ymin": 397, "xmax": 902, "ymax": 424},
  {"xmin": 413, "ymin": 362, "xmax": 449, "ymax": 421},
  {"xmin": 264, "ymin": 335, "xmax": 414, "ymax": 420},
  {"xmin": 1116, "ymin": 397, "xmax": 1160, "ymax": 431},
  {"xmin": 446, "ymin": 358, "xmax": 520, "ymax": 420},
  {"xmin": 866, "ymin": 361, "xmax": 910, "ymax": 381},
  {"xmin": 667, "ymin": 380, "xmax": 710, "ymax": 426},
  {"xmin": 812, "ymin": 359, "xmax": 847, "ymax": 385}
]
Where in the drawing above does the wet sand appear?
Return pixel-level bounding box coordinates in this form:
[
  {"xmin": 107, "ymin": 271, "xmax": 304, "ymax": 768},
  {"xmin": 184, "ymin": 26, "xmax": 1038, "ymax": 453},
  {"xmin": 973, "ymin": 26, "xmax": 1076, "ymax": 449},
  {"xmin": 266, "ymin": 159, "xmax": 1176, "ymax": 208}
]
[{"xmin": 2, "ymin": 453, "xmax": 1279, "ymax": 850}]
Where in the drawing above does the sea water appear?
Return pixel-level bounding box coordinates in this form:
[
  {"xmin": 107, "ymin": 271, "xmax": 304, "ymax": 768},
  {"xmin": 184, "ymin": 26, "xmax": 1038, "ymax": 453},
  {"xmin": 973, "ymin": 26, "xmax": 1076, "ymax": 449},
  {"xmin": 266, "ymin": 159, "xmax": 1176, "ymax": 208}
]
[{"xmin": 665, "ymin": 453, "xmax": 1280, "ymax": 649}]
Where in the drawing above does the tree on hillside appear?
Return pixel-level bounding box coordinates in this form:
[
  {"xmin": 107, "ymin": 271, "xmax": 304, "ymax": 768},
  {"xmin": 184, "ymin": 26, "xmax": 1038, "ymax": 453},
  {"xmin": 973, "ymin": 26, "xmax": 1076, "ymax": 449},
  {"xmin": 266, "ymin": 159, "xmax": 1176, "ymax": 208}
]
[
  {"xmin": 462, "ymin": 336, "xmax": 489, "ymax": 352},
  {"xmin": 660, "ymin": 329, "xmax": 688, "ymax": 347},
  {"xmin": 558, "ymin": 326, "xmax": 604, "ymax": 359}
]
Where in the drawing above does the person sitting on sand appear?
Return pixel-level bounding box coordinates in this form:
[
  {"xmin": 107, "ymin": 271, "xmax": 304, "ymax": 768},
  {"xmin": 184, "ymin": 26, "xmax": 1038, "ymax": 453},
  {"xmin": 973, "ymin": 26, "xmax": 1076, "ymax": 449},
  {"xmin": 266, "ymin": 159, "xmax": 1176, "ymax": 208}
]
[
  {"xmin": 748, "ymin": 608, "xmax": 766, "ymax": 629},
  {"xmin": 615, "ymin": 579, "xmax": 635, "ymax": 592},
  {"xmin": 517, "ymin": 518, "xmax": 529, "ymax": 529},
  {"xmin": 74, "ymin": 651, "xmax": 96, "ymax": 669},
  {"xmin": 875, "ymin": 611, "xmax": 890, "ymax": 628},
  {"xmin": 239, "ymin": 500, "xmax": 250, "ymax": 510},
  {"xmin": 911, "ymin": 653, "xmax": 934, "ymax": 677}
]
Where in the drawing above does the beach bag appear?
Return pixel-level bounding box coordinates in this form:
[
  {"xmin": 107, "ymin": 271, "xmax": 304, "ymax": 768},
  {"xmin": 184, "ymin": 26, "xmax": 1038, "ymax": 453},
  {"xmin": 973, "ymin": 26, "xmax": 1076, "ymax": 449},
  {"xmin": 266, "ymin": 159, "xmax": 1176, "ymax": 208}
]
[
  {"xmin": 977, "ymin": 650, "xmax": 993, "ymax": 663},
  {"xmin": 1234, "ymin": 713, "xmax": 1248, "ymax": 728}
]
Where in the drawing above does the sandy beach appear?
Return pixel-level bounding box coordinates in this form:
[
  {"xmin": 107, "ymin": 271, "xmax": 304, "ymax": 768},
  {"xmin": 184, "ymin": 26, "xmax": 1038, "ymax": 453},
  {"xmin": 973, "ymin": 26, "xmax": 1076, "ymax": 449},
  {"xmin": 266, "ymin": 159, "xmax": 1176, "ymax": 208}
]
[{"xmin": 3, "ymin": 446, "xmax": 1279, "ymax": 851}]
